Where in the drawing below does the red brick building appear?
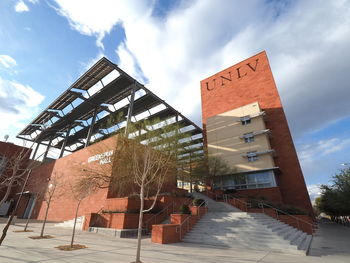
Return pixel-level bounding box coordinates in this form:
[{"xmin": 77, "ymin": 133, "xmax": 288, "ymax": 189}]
[
  {"xmin": 0, "ymin": 141, "xmax": 31, "ymax": 216},
  {"xmin": 13, "ymin": 58, "xmax": 202, "ymax": 224},
  {"xmin": 200, "ymin": 51, "xmax": 313, "ymax": 214}
]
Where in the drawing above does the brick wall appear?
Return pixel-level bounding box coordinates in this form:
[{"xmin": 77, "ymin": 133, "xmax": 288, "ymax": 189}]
[
  {"xmin": 200, "ymin": 51, "xmax": 313, "ymax": 214},
  {"xmin": 23, "ymin": 135, "xmax": 178, "ymax": 222},
  {"xmin": 0, "ymin": 142, "xmax": 31, "ymax": 212}
]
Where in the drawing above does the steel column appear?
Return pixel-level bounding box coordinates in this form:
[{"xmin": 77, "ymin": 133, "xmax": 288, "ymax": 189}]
[
  {"xmin": 59, "ymin": 126, "xmax": 72, "ymax": 158},
  {"xmin": 42, "ymin": 138, "xmax": 53, "ymax": 160},
  {"xmin": 31, "ymin": 142, "xmax": 40, "ymax": 160},
  {"xmin": 85, "ymin": 108, "xmax": 98, "ymax": 148},
  {"xmin": 125, "ymin": 82, "xmax": 136, "ymax": 136}
]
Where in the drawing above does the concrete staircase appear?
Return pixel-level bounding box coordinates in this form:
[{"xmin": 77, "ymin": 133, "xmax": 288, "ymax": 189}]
[
  {"xmin": 191, "ymin": 192, "xmax": 240, "ymax": 212},
  {"xmin": 183, "ymin": 193, "xmax": 312, "ymax": 255},
  {"xmin": 54, "ymin": 216, "xmax": 85, "ymax": 230}
]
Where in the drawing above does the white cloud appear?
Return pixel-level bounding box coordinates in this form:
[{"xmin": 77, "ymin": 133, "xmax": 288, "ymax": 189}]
[
  {"xmin": 0, "ymin": 77, "xmax": 44, "ymax": 137},
  {"xmin": 52, "ymin": 0, "xmax": 350, "ymax": 135},
  {"xmin": 14, "ymin": 1, "xmax": 29, "ymax": 12},
  {"xmin": 52, "ymin": 0, "xmax": 150, "ymax": 49},
  {"xmin": 307, "ymin": 184, "xmax": 322, "ymax": 202},
  {"xmin": 298, "ymin": 138, "xmax": 350, "ymax": 164},
  {"xmin": 0, "ymin": 55, "xmax": 17, "ymax": 68}
]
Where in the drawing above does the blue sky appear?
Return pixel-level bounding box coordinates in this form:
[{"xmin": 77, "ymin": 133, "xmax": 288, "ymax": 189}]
[{"xmin": 1, "ymin": 0, "xmax": 350, "ymax": 200}]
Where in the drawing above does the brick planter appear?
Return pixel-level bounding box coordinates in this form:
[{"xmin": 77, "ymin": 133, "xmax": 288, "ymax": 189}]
[
  {"xmin": 84, "ymin": 212, "xmax": 154, "ymax": 230},
  {"xmin": 151, "ymin": 224, "xmax": 180, "ymax": 244},
  {"xmin": 151, "ymin": 207, "xmax": 208, "ymax": 244},
  {"xmin": 104, "ymin": 197, "xmax": 157, "ymax": 212},
  {"xmin": 170, "ymin": 214, "xmax": 190, "ymax": 225},
  {"xmin": 247, "ymin": 208, "xmax": 264, "ymax": 213},
  {"xmin": 190, "ymin": 206, "xmax": 208, "ymax": 217}
]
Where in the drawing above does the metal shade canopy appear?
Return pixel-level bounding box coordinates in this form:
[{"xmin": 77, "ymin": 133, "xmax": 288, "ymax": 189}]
[{"xmin": 17, "ymin": 57, "xmax": 203, "ymax": 161}]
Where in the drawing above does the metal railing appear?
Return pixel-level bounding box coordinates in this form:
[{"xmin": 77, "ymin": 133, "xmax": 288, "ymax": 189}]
[
  {"xmin": 143, "ymin": 197, "xmax": 193, "ymax": 233},
  {"xmin": 257, "ymin": 201, "xmax": 316, "ymax": 234},
  {"xmin": 143, "ymin": 202, "xmax": 175, "ymax": 232},
  {"xmin": 175, "ymin": 200, "xmax": 206, "ymax": 239},
  {"xmin": 203, "ymin": 190, "xmax": 220, "ymax": 201},
  {"xmin": 223, "ymin": 194, "xmax": 316, "ymax": 234},
  {"xmin": 223, "ymin": 194, "xmax": 251, "ymax": 212}
]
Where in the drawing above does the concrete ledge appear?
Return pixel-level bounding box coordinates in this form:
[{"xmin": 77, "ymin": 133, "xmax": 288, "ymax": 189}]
[{"xmin": 88, "ymin": 227, "xmax": 147, "ymax": 238}]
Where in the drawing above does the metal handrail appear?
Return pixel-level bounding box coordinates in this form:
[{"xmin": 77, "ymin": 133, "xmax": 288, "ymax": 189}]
[
  {"xmin": 224, "ymin": 194, "xmax": 316, "ymax": 234},
  {"xmin": 176, "ymin": 200, "xmax": 206, "ymax": 239},
  {"xmin": 143, "ymin": 201, "xmax": 175, "ymax": 231},
  {"xmin": 257, "ymin": 202, "xmax": 316, "ymax": 233},
  {"xmin": 223, "ymin": 194, "xmax": 250, "ymax": 212},
  {"xmin": 144, "ymin": 197, "xmax": 192, "ymax": 231}
]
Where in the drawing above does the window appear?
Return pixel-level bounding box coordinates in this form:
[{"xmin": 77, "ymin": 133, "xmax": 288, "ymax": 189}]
[
  {"xmin": 247, "ymin": 151, "xmax": 258, "ymax": 162},
  {"xmin": 240, "ymin": 115, "xmax": 251, "ymax": 125},
  {"xmin": 212, "ymin": 171, "xmax": 277, "ymax": 190},
  {"xmin": 0, "ymin": 156, "xmax": 6, "ymax": 174},
  {"xmin": 243, "ymin": 133, "xmax": 254, "ymax": 143}
]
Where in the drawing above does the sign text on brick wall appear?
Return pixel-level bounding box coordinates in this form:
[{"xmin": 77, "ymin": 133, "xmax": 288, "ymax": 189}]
[{"xmin": 205, "ymin": 59, "xmax": 259, "ymax": 91}]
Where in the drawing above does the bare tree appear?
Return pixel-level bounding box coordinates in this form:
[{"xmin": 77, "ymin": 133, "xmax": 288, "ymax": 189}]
[
  {"xmin": 38, "ymin": 172, "xmax": 60, "ymax": 238},
  {"xmin": 0, "ymin": 141, "xmax": 45, "ymax": 245},
  {"xmin": 117, "ymin": 119, "xmax": 188, "ymax": 263},
  {"xmin": 191, "ymin": 155, "xmax": 236, "ymax": 190},
  {"xmin": 80, "ymin": 118, "xmax": 186, "ymax": 263},
  {"xmin": 68, "ymin": 177, "xmax": 95, "ymax": 248},
  {"xmin": 0, "ymin": 169, "xmax": 32, "ymax": 245},
  {"xmin": 21, "ymin": 171, "xmax": 51, "ymax": 232},
  {"xmin": 0, "ymin": 146, "xmax": 31, "ymax": 208}
]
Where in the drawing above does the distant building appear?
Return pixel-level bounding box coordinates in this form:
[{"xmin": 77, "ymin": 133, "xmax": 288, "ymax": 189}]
[
  {"xmin": 0, "ymin": 141, "xmax": 31, "ymax": 216},
  {"xmin": 200, "ymin": 51, "xmax": 313, "ymax": 214}
]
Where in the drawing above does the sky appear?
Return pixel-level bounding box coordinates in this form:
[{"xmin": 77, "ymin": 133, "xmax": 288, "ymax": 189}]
[{"xmin": 1, "ymin": 0, "xmax": 350, "ymax": 200}]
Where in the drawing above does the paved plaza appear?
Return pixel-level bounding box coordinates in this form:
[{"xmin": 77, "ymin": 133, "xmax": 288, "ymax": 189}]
[{"xmin": 0, "ymin": 219, "xmax": 349, "ymax": 263}]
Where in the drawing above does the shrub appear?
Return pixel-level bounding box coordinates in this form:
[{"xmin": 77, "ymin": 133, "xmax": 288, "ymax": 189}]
[
  {"xmin": 178, "ymin": 204, "xmax": 191, "ymax": 214},
  {"xmin": 186, "ymin": 193, "xmax": 194, "ymax": 199},
  {"xmin": 192, "ymin": 198, "xmax": 206, "ymax": 207}
]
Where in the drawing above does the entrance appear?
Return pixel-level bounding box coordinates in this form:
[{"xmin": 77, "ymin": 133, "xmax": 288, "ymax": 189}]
[{"xmin": 23, "ymin": 194, "xmax": 36, "ymax": 219}]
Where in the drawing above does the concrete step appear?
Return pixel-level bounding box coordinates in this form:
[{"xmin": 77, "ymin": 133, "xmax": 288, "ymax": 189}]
[
  {"xmin": 291, "ymin": 231, "xmax": 306, "ymax": 245},
  {"xmin": 298, "ymin": 234, "xmax": 312, "ymax": 251},
  {"xmin": 184, "ymin": 233, "xmax": 293, "ymax": 245},
  {"xmin": 54, "ymin": 216, "xmax": 85, "ymax": 230},
  {"xmin": 182, "ymin": 238, "xmax": 303, "ymax": 255},
  {"xmin": 181, "ymin": 193, "xmax": 311, "ymax": 254}
]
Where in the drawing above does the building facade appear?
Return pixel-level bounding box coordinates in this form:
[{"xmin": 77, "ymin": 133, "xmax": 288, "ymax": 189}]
[
  {"xmin": 201, "ymin": 51, "xmax": 313, "ymax": 214},
  {"xmin": 0, "ymin": 141, "xmax": 31, "ymax": 216},
  {"xmin": 11, "ymin": 58, "xmax": 202, "ymax": 222}
]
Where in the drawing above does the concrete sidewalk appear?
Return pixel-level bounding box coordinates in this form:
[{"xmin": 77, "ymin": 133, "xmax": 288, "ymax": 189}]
[
  {"xmin": 0, "ymin": 220, "xmax": 348, "ymax": 263},
  {"xmin": 309, "ymin": 219, "xmax": 350, "ymax": 258}
]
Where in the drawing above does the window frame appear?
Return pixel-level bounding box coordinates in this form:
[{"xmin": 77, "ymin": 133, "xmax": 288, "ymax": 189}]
[{"xmin": 240, "ymin": 115, "xmax": 251, "ymax": 125}]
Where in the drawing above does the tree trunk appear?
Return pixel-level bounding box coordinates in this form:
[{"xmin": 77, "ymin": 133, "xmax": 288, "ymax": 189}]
[
  {"xmin": 40, "ymin": 199, "xmax": 51, "ymax": 237},
  {"xmin": 135, "ymin": 184, "xmax": 144, "ymax": 263},
  {"xmin": 0, "ymin": 174, "xmax": 16, "ymax": 207},
  {"xmin": 24, "ymin": 198, "xmax": 36, "ymax": 231},
  {"xmin": 71, "ymin": 200, "xmax": 81, "ymax": 248},
  {"xmin": 24, "ymin": 216, "xmax": 30, "ymax": 232},
  {"xmin": 0, "ymin": 169, "xmax": 31, "ymax": 245}
]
